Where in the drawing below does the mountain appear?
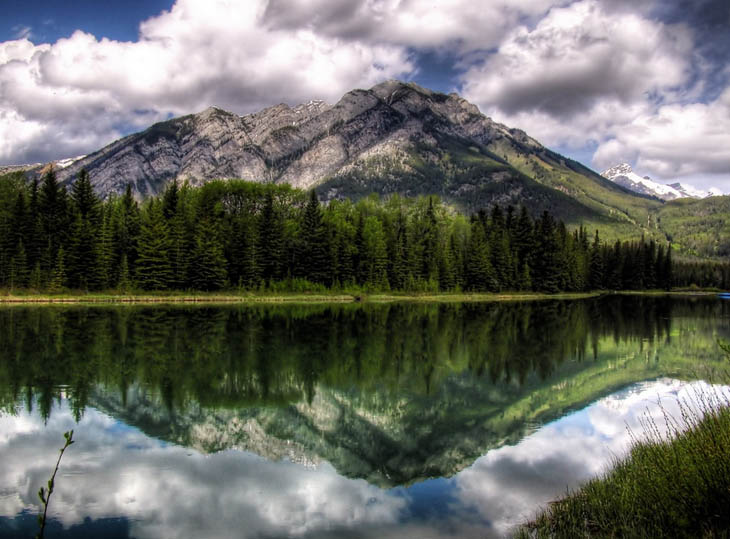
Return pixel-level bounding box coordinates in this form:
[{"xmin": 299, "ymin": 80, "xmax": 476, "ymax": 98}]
[
  {"xmin": 5, "ymin": 80, "xmax": 668, "ymax": 236},
  {"xmin": 601, "ymin": 163, "xmax": 722, "ymax": 200},
  {"xmin": 667, "ymin": 182, "xmax": 723, "ymax": 199}
]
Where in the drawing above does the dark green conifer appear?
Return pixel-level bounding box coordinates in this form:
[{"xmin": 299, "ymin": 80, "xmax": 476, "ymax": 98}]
[
  {"xmin": 9, "ymin": 239, "xmax": 28, "ymax": 289},
  {"xmin": 259, "ymin": 189, "xmax": 284, "ymax": 283},
  {"xmin": 48, "ymin": 247, "xmax": 67, "ymax": 292},
  {"xmin": 189, "ymin": 219, "xmax": 228, "ymax": 290},
  {"xmin": 298, "ymin": 190, "xmax": 329, "ymax": 284},
  {"xmin": 71, "ymin": 169, "xmax": 99, "ymax": 223},
  {"xmin": 532, "ymin": 211, "xmax": 560, "ymax": 293},
  {"xmin": 589, "ymin": 230, "xmax": 605, "ymax": 290},
  {"xmin": 465, "ymin": 220, "xmax": 497, "ymax": 291},
  {"xmin": 135, "ymin": 202, "xmax": 172, "ymax": 290}
]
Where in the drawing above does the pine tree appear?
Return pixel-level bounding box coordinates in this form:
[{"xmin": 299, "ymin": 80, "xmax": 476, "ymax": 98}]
[
  {"xmin": 644, "ymin": 239, "xmax": 657, "ymax": 289},
  {"xmin": 589, "ymin": 230, "xmax": 605, "ymax": 290},
  {"xmin": 229, "ymin": 217, "xmax": 260, "ymax": 289},
  {"xmin": 465, "ymin": 220, "xmax": 497, "ymax": 291},
  {"xmin": 71, "ymin": 169, "xmax": 99, "ymax": 223},
  {"xmin": 97, "ymin": 207, "xmax": 113, "ymax": 289},
  {"xmin": 360, "ymin": 216, "xmax": 389, "ymax": 289},
  {"xmin": 421, "ymin": 197, "xmax": 440, "ymax": 282},
  {"xmin": 518, "ymin": 261, "xmax": 532, "ymax": 290},
  {"xmin": 438, "ymin": 234, "xmax": 457, "ymax": 291},
  {"xmin": 67, "ymin": 215, "xmax": 101, "ymax": 290},
  {"xmin": 259, "ymin": 189, "xmax": 284, "ymax": 283},
  {"xmin": 168, "ymin": 211, "xmax": 189, "ymax": 289},
  {"xmin": 354, "ymin": 213, "xmax": 366, "ymax": 285},
  {"xmin": 9, "ymin": 240, "xmax": 28, "ymax": 289},
  {"xmin": 10, "ymin": 189, "xmax": 28, "ymax": 253},
  {"xmin": 532, "ymin": 211, "xmax": 560, "ymax": 293},
  {"xmin": 297, "ymin": 190, "xmax": 330, "ymax": 284},
  {"xmin": 26, "ymin": 180, "xmax": 43, "ymax": 271},
  {"xmin": 112, "ymin": 184, "xmax": 141, "ymax": 283},
  {"xmin": 39, "ymin": 167, "xmax": 65, "ymax": 268},
  {"xmin": 118, "ymin": 253, "xmax": 132, "ymax": 292},
  {"xmin": 512, "ymin": 206, "xmax": 534, "ymax": 272},
  {"xmin": 28, "ymin": 261, "xmax": 42, "ymax": 290},
  {"xmin": 188, "ymin": 219, "xmax": 228, "ymax": 290},
  {"xmin": 135, "ymin": 202, "xmax": 172, "ymax": 290},
  {"xmin": 48, "ymin": 247, "xmax": 67, "ymax": 292},
  {"xmin": 662, "ymin": 245, "xmax": 673, "ymax": 290},
  {"xmin": 162, "ymin": 180, "xmax": 179, "ymax": 221}
]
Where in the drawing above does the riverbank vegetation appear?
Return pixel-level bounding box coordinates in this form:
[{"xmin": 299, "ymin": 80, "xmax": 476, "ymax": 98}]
[
  {"xmin": 516, "ymin": 395, "xmax": 730, "ymax": 538},
  {"xmin": 515, "ymin": 347, "xmax": 730, "ymax": 538},
  {"xmin": 1, "ymin": 169, "xmax": 728, "ymax": 294}
]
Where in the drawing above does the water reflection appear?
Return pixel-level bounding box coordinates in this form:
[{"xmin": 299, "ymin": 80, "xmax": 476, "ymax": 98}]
[
  {"xmin": 1, "ymin": 380, "xmax": 727, "ymax": 538},
  {"xmin": 0, "ymin": 296, "xmax": 729, "ymax": 537},
  {"xmin": 0, "ymin": 296, "xmax": 723, "ymax": 420}
]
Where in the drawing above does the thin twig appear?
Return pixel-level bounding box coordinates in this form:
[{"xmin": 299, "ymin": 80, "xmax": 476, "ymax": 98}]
[{"xmin": 37, "ymin": 430, "xmax": 74, "ymax": 539}]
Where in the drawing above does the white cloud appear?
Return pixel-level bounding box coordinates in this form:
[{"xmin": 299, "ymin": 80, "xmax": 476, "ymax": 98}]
[
  {"xmin": 1, "ymin": 0, "xmax": 729, "ymax": 192},
  {"xmin": 458, "ymin": 0, "xmax": 730, "ymax": 190},
  {"xmin": 462, "ymin": 1, "xmax": 692, "ymax": 117},
  {"xmin": 592, "ymin": 89, "xmax": 730, "ymax": 183},
  {"xmin": 262, "ymin": 0, "xmax": 571, "ymax": 52},
  {"xmin": 0, "ymin": 0, "xmax": 414, "ymax": 165}
]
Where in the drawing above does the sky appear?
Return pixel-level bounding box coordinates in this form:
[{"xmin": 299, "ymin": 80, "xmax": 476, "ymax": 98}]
[{"xmin": 1, "ymin": 0, "xmax": 728, "ymax": 192}]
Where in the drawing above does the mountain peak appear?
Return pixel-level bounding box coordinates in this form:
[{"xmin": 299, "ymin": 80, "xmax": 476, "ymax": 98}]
[
  {"xmin": 601, "ymin": 163, "xmax": 634, "ymax": 177},
  {"xmin": 602, "ymin": 163, "xmax": 722, "ymax": 200},
  {"xmin": 8, "ymin": 81, "xmax": 679, "ymax": 228}
]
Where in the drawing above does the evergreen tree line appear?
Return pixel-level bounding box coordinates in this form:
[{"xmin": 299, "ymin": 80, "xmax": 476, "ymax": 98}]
[{"xmin": 0, "ymin": 168, "xmax": 726, "ymax": 293}]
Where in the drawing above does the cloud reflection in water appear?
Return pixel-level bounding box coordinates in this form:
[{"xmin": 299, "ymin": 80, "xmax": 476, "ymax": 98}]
[{"xmin": 0, "ymin": 379, "xmax": 727, "ymax": 538}]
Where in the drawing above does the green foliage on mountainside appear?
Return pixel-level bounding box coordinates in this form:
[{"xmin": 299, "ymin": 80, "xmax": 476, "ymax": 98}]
[
  {"xmin": 655, "ymin": 195, "xmax": 730, "ymax": 259},
  {"xmin": 320, "ymin": 133, "xmax": 664, "ymax": 244},
  {"xmin": 485, "ymin": 139, "xmax": 667, "ymax": 242}
]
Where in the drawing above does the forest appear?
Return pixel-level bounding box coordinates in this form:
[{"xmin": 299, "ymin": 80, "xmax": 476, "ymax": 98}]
[{"xmin": 0, "ymin": 168, "xmax": 728, "ymax": 293}]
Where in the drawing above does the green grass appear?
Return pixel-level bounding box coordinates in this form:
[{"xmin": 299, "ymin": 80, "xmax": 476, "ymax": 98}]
[
  {"xmin": 1, "ymin": 288, "xmax": 721, "ymax": 304},
  {"xmin": 515, "ymin": 387, "xmax": 730, "ymax": 538},
  {"xmin": 656, "ymin": 196, "xmax": 730, "ymax": 259},
  {"xmin": 0, "ymin": 288, "xmax": 604, "ymax": 304}
]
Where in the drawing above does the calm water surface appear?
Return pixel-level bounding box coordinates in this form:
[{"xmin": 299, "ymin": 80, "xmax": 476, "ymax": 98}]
[{"xmin": 0, "ymin": 295, "xmax": 728, "ymax": 538}]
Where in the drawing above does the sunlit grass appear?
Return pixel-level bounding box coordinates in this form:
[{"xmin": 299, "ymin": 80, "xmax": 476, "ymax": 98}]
[{"xmin": 515, "ymin": 385, "xmax": 730, "ymax": 538}]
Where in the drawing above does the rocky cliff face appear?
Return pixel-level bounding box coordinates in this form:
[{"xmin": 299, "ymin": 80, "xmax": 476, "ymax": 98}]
[
  {"xmin": 12, "ymin": 79, "xmax": 661, "ymax": 223},
  {"xmin": 50, "ymin": 80, "xmax": 535, "ymax": 198}
]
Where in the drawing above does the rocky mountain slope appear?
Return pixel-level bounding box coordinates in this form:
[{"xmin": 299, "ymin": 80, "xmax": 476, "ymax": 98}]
[
  {"xmin": 601, "ymin": 163, "xmax": 722, "ymax": 200},
  {"xmin": 7, "ymin": 80, "xmax": 669, "ymax": 232}
]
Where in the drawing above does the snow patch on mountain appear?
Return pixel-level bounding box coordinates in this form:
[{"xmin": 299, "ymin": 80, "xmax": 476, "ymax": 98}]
[
  {"xmin": 55, "ymin": 155, "xmax": 86, "ymax": 169},
  {"xmin": 601, "ymin": 163, "xmax": 723, "ymax": 200}
]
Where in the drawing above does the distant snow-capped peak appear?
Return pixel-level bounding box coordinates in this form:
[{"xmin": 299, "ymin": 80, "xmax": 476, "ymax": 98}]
[{"xmin": 601, "ymin": 163, "xmax": 722, "ymax": 200}]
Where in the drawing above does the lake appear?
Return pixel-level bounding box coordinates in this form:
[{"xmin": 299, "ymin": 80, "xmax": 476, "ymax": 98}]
[{"xmin": 0, "ymin": 295, "xmax": 728, "ymax": 538}]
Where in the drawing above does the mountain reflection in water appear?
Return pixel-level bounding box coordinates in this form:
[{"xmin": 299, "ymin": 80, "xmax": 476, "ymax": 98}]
[{"xmin": 0, "ymin": 296, "xmax": 728, "ymax": 538}]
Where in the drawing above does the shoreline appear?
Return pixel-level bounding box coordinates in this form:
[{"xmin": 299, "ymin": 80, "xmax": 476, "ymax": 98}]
[{"xmin": 0, "ymin": 289, "xmax": 720, "ymax": 305}]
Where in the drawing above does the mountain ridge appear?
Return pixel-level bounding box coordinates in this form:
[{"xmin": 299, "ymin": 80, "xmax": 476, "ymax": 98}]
[{"xmin": 3, "ymin": 80, "xmax": 660, "ymax": 227}]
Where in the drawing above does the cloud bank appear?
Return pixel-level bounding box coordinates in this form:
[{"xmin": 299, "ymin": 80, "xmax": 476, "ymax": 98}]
[{"xmin": 0, "ymin": 0, "xmax": 728, "ymax": 190}]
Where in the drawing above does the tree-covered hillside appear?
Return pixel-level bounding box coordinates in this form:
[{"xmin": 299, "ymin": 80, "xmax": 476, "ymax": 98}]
[{"xmin": 1, "ymin": 168, "xmax": 726, "ymax": 293}]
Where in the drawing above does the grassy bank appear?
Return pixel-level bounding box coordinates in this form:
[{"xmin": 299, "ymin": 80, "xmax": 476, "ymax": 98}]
[
  {"xmin": 515, "ymin": 389, "xmax": 730, "ymax": 538},
  {"xmin": 0, "ymin": 289, "xmax": 606, "ymax": 304},
  {"xmin": 0, "ymin": 289, "xmax": 721, "ymax": 304}
]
